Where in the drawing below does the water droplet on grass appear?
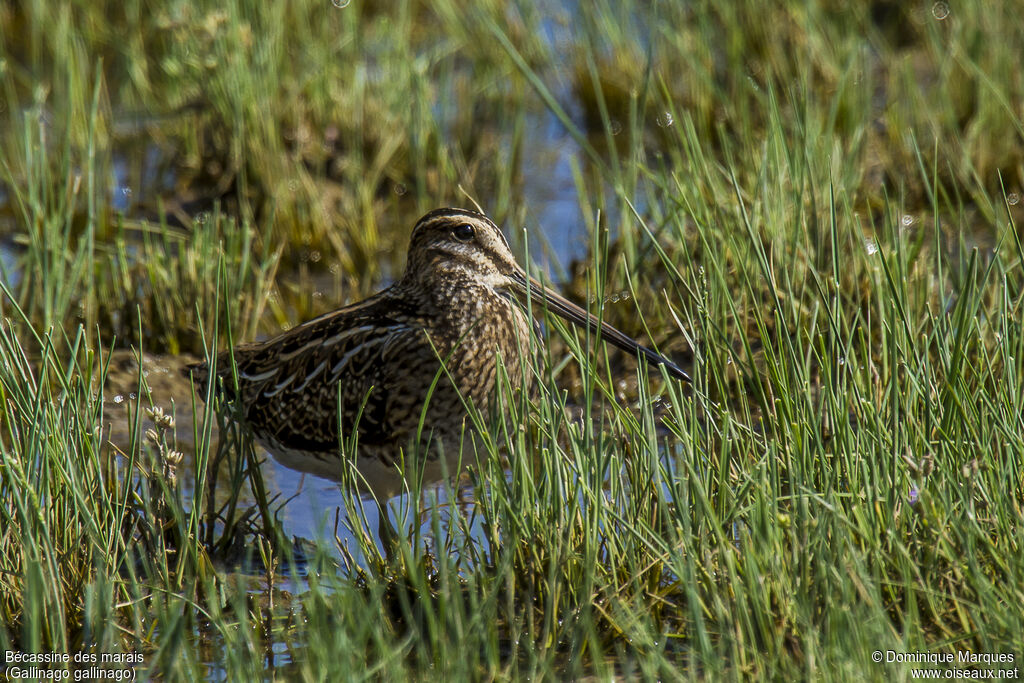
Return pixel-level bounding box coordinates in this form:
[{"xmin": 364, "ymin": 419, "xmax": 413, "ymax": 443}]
[{"xmin": 932, "ymin": 2, "xmax": 950, "ymax": 19}]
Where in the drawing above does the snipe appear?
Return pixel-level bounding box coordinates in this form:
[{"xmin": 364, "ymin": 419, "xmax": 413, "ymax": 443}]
[{"xmin": 186, "ymin": 208, "xmax": 688, "ymax": 496}]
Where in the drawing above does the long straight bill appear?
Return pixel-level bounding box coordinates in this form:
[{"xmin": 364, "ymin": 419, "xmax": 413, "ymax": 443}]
[{"xmin": 510, "ymin": 271, "xmax": 691, "ymax": 382}]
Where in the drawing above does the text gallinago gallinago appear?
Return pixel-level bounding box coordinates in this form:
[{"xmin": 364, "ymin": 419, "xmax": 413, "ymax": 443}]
[{"xmin": 186, "ymin": 208, "xmax": 688, "ymax": 496}]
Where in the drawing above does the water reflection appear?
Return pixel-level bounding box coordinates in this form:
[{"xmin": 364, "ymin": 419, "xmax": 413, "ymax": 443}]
[{"xmin": 0, "ymin": 238, "xmax": 19, "ymax": 288}]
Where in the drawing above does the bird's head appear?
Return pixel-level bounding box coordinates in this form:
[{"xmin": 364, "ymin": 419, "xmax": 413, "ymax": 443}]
[{"xmin": 403, "ymin": 207, "xmax": 690, "ymax": 382}]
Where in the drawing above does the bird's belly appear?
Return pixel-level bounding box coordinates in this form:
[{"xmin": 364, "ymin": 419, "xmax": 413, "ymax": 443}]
[{"xmin": 258, "ymin": 416, "xmax": 481, "ymax": 500}]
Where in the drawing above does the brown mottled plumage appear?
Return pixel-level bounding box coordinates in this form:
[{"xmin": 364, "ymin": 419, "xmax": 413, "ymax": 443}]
[{"xmin": 185, "ymin": 208, "xmax": 688, "ymax": 496}]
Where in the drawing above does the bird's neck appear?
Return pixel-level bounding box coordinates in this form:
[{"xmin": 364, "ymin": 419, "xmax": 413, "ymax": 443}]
[{"xmin": 400, "ymin": 266, "xmax": 498, "ymax": 311}]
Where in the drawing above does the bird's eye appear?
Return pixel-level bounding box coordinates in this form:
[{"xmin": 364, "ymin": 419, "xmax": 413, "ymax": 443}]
[{"xmin": 452, "ymin": 223, "xmax": 475, "ymax": 242}]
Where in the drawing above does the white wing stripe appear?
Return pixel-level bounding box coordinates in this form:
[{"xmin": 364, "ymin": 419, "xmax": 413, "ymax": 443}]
[
  {"xmin": 278, "ymin": 325, "xmax": 381, "ymax": 363},
  {"xmin": 263, "ymin": 373, "xmax": 297, "ymax": 398},
  {"xmin": 322, "ymin": 327, "xmax": 367, "ymax": 348},
  {"xmin": 240, "ymin": 368, "xmax": 278, "ymax": 382},
  {"xmin": 329, "ymin": 326, "xmax": 410, "ymax": 379},
  {"xmin": 293, "ymin": 360, "xmax": 327, "ymax": 393},
  {"xmin": 279, "ymin": 341, "xmax": 318, "ymax": 362}
]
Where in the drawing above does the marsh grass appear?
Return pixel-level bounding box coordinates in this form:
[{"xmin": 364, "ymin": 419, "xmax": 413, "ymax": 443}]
[{"xmin": 2, "ymin": 0, "xmax": 1024, "ymax": 679}]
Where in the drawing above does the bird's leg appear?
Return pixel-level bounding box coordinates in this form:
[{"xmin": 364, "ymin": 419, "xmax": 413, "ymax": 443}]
[{"xmin": 375, "ymin": 496, "xmax": 401, "ymax": 565}]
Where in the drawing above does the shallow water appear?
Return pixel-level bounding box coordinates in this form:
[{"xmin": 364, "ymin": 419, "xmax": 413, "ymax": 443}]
[{"xmin": 0, "ymin": 238, "xmax": 18, "ymax": 289}]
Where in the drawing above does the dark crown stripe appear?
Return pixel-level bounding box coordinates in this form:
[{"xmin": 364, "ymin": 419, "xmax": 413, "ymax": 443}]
[
  {"xmin": 412, "ymin": 208, "xmax": 495, "ymax": 237},
  {"xmin": 411, "ymin": 207, "xmax": 512, "ymax": 252},
  {"xmin": 415, "ymin": 207, "xmax": 488, "ymax": 227}
]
